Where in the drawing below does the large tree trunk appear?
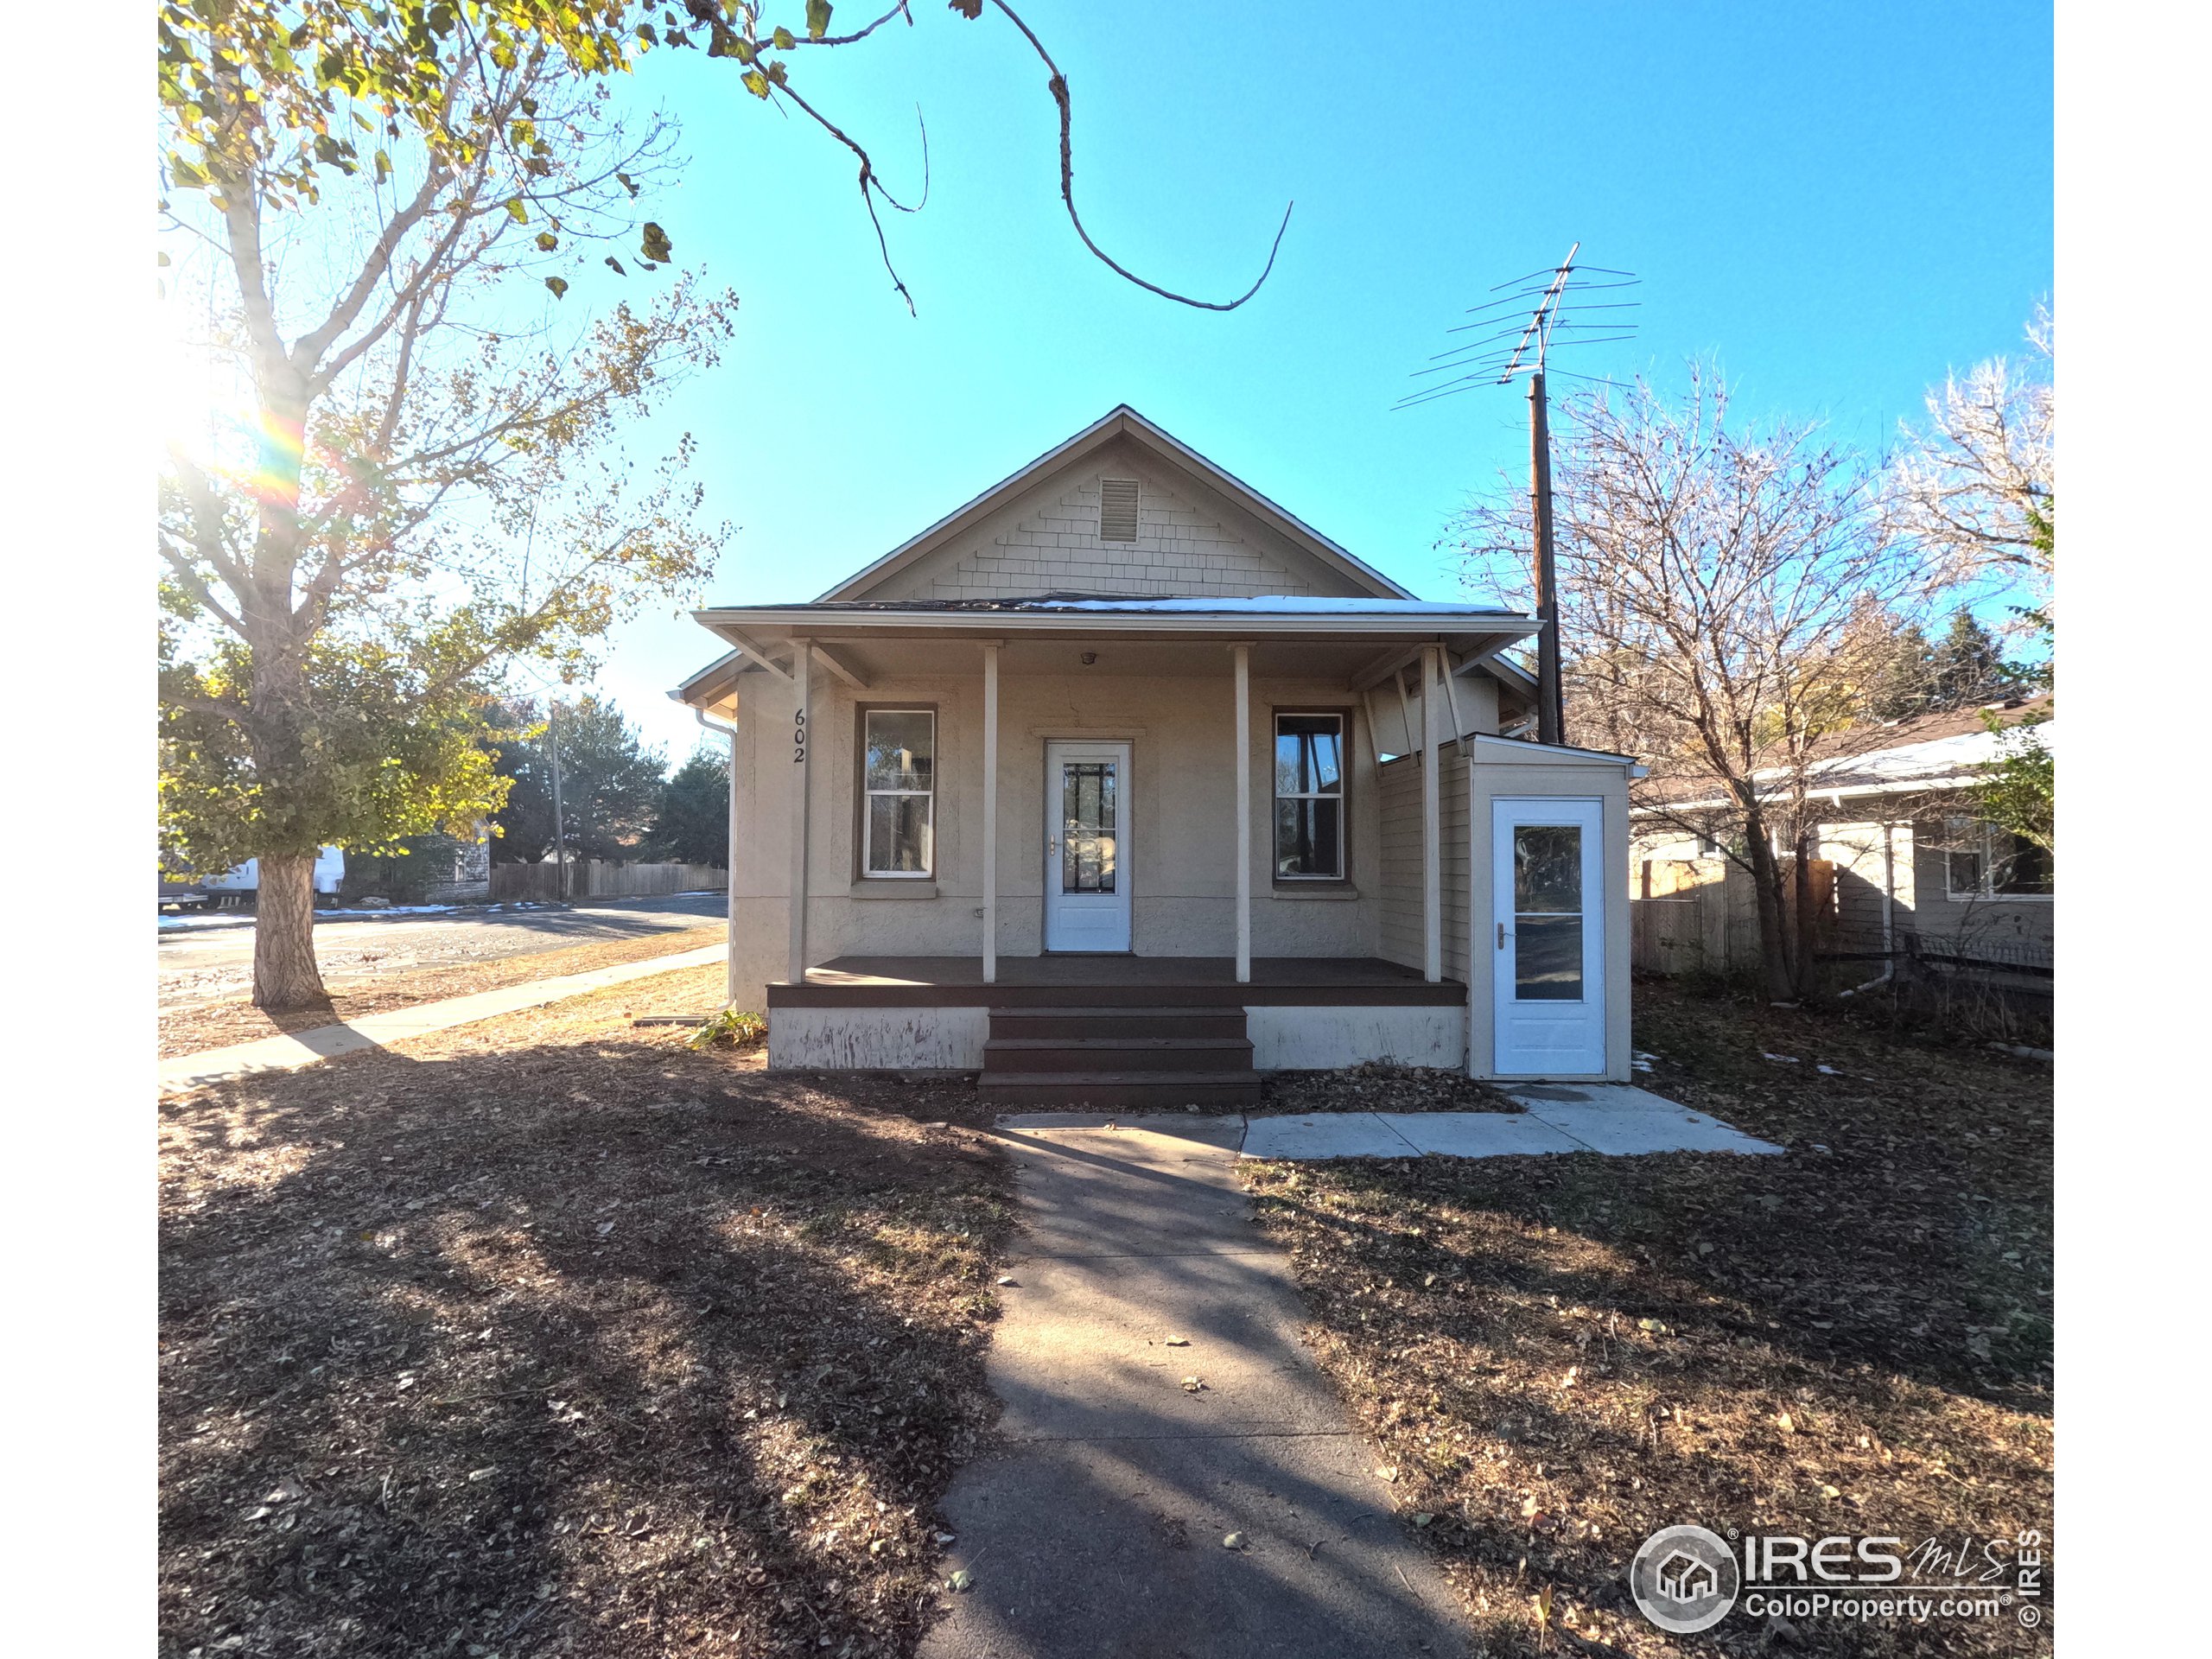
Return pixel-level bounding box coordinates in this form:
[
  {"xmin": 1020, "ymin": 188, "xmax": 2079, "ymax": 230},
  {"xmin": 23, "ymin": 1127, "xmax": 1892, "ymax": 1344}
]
[
  {"xmin": 252, "ymin": 853, "xmax": 329, "ymax": 1011},
  {"xmin": 1739, "ymin": 810, "xmax": 1797, "ymax": 1002},
  {"xmin": 1789, "ymin": 824, "xmax": 1819, "ymax": 998}
]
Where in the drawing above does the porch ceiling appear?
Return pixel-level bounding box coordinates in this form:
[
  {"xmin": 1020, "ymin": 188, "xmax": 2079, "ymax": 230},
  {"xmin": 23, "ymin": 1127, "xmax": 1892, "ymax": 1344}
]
[{"xmin": 691, "ymin": 603, "xmax": 1536, "ymax": 689}]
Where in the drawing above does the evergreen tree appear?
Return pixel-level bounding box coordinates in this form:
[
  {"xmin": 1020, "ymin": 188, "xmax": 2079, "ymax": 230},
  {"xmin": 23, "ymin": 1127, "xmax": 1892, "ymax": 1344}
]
[
  {"xmin": 1927, "ymin": 608, "xmax": 2006, "ymax": 709},
  {"xmin": 491, "ymin": 697, "xmax": 666, "ymax": 864},
  {"xmin": 644, "ymin": 745, "xmax": 732, "ymax": 866},
  {"xmin": 1866, "ymin": 623, "xmax": 1935, "ymax": 719}
]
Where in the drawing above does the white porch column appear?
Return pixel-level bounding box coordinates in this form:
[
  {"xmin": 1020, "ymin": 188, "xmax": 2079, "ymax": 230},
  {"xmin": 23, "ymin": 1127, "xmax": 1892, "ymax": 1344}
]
[
  {"xmin": 1421, "ymin": 644, "xmax": 1443, "ymax": 983},
  {"xmin": 1233, "ymin": 643, "xmax": 1252, "ymax": 984},
  {"xmin": 1467, "ymin": 746, "xmax": 1481, "ymax": 1077},
  {"xmin": 982, "ymin": 642, "xmax": 1001, "ymax": 983},
  {"xmin": 785, "ymin": 639, "xmax": 811, "ymax": 986}
]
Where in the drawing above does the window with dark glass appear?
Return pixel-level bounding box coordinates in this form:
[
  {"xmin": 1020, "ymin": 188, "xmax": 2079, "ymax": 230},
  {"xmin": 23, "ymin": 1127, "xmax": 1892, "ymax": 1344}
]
[
  {"xmin": 1512, "ymin": 823, "xmax": 1585, "ymax": 1001},
  {"xmin": 1274, "ymin": 713, "xmax": 1344, "ymax": 880},
  {"xmin": 861, "ymin": 710, "xmax": 934, "ymax": 876},
  {"xmin": 1059, "ymin": 763, "xmax": 1117, "ymax": 893},
  {"xmin": 1943, "ymin": 815, "xmax": 2053, "ymax": 898}
]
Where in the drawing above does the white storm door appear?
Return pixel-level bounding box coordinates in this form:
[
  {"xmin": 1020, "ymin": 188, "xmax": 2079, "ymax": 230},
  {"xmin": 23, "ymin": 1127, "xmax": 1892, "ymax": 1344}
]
[
  {"xmin": 1043, "ymin": 741, "xmax": 1132, "ymax": 952},
  {"xmin": 1491, "ymin": 798, "xmax": 1606, "ymax": 1076}
]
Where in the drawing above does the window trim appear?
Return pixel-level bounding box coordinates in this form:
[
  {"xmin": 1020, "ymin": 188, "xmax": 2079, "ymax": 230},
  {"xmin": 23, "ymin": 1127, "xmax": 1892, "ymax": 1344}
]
[
  {"xmin": 854, "ymin": 704, "xmax": 938, "ymax": 881},
  {"xmin": 1270, "ymin": 707, "xmax": 1353, "ymax": 887},
  {"xmin": 1941, "ymin": 816, "xmax": 2054, "ymax": 903}
]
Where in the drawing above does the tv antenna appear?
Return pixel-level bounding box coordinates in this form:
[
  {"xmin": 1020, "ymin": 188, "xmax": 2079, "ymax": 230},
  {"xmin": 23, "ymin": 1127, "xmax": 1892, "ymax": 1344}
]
[{"xmin": 1394, "ymin": 243, "xmax": 1640, "ymax": 745}]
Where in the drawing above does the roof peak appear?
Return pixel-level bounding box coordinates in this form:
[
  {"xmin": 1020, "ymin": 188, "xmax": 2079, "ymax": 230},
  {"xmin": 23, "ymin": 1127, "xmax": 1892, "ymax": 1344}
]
[{"xmin": 816, "ymin": 409, "xmax": 1418, "ymax": 605}]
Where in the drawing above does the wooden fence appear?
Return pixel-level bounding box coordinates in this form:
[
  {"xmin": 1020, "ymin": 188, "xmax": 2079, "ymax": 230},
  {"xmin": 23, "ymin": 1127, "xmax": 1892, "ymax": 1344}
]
[
  {"xmin": 489, "ymin": 861, "xmax": 726, "ymax": 903},
  {"xmin": 1629, "ymin": 857, "xmax": 1833, "ymax": 978}
]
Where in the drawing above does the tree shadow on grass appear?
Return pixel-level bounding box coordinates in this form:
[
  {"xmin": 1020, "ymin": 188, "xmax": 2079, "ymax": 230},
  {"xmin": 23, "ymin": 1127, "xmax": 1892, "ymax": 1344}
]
[
  {"xmin": 1240, "ymin": 997, "xmax": 2056, "ymax": 1658},
  {"xmin": 159, "ymin": 1034, "xmax": 1011, "ymax": 1659}
]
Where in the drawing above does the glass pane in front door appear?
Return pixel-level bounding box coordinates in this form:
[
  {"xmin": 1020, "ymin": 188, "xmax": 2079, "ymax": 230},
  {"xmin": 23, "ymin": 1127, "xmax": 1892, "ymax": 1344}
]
[
  {"xmin": 1514, "ymin": 823, "xmax": 1584, "ymax": 1000},
  {"xmin": 1060, "ymin": 761, "xmax": 1117, "ymax": 893}
]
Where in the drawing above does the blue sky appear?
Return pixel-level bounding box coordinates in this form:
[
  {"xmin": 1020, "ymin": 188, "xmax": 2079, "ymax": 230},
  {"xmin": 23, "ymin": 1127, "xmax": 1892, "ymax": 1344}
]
[{"xmin": 590, "ymin": 0, "xmax": 2052, "ymax": 765}]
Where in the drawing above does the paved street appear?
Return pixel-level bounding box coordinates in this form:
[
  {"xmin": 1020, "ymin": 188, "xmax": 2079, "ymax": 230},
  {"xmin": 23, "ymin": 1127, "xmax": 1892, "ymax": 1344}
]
[{"xmin": 157, "ymin": 891, "xmax": 726, "ymax": 1007}]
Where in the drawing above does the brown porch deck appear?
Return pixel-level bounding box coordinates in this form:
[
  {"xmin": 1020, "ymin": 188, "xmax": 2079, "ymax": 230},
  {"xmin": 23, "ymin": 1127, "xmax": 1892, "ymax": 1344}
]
[{"xmin": 769, "ymin": 955, "xmax": 1465, "ymax": 1008}]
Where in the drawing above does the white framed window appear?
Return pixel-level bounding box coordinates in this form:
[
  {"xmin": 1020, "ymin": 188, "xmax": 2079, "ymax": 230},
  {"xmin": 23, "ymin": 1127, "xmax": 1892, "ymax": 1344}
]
[
  {"xmin": 1274, "ymin": 712, "xmax": 1345, "ymax": 880},
  {"xmin": 861, "ymin": 709, "xmax": 935, "ymax": 877},
  {"xmin": 1941, "ymin": 816, "xmax": 2052, "ymax": 900}
]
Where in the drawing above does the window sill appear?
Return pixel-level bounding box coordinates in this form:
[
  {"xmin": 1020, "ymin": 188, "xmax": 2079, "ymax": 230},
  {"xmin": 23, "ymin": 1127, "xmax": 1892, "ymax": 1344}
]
[
  {"xmin": 849, "ymin": 880, "xmax": 938, "ymax": 899},
  {"xmin": 1272, "ymin": 881, "xmax": 1360, "ymax": 900}
]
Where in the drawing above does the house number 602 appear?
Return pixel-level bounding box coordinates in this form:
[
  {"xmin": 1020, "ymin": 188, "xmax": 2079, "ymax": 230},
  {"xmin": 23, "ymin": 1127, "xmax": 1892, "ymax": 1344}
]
[{"xmin": 792, "ymin": 707, "xmax": 808, "ymax": 765}]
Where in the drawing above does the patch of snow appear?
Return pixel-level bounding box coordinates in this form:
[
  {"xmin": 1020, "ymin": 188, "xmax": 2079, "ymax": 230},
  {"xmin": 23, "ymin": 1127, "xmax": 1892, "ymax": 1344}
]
[{"xmin": 1761, "ymin": 1052, "xmax": 1802, "ymax": 1065}]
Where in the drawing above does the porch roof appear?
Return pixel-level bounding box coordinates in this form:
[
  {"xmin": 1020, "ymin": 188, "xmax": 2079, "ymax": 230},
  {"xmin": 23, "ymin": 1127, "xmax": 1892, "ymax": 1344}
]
[{"xmin": 686, "ymin": 594, "xmax": 1539, "ymax": 698}]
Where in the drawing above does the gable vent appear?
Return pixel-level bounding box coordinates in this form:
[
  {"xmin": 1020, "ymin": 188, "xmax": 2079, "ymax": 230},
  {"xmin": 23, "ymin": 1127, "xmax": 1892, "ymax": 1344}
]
[{"xmin": 1098, "ymin": 477, "xmax": 1140, "ymax": 542}]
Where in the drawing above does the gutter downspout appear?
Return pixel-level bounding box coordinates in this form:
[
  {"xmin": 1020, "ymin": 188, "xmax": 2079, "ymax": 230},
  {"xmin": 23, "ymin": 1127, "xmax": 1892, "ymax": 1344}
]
[
  {"xmin": 1839, "ymin": 820, "xmax": 1896, "ymax": 999},
  {"xmin": 695, "ymin": 706, "xmax": 741, "ymax": 1007}
]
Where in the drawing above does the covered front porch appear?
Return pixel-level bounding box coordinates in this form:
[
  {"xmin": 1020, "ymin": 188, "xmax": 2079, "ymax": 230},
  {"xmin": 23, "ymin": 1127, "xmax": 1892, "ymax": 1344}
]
[{"xmin": 684, "ymin": 597, "xmax": 1541, "ymax": 995}]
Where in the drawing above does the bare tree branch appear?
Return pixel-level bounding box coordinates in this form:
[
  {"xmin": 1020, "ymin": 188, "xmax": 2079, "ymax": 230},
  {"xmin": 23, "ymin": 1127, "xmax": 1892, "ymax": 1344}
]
[{"xmin": 988, "ymin": 0, "xmax": 1292, "ymax": 311}]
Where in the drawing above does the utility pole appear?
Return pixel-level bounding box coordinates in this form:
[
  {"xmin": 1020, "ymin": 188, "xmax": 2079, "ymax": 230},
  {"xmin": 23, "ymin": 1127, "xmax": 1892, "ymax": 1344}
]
[
  {"xmin": 1394, "ymin": 242, "xmax": 1638, "ymax": 749},
  {"xmin": 549, "ymin": 699, "xmax": 569, "ymax": 901},
  {"xmin": 1529, "ymin": 370, "xmax": 1564, "ymax": 745}
]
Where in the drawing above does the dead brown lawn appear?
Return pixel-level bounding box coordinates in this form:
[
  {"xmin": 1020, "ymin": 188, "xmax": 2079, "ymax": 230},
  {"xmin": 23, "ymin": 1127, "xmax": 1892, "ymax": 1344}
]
[
  {"xmin": 159, "ymin": 925, "xmax": 726, "ymax": 1058},
  {"xmin": 159, "ymin": 968, "xmax": 1010, "ymax": 1659},
  {"xmin": 1243, "ymin": 981, "xmax": 2053, "ymax": 1657}
]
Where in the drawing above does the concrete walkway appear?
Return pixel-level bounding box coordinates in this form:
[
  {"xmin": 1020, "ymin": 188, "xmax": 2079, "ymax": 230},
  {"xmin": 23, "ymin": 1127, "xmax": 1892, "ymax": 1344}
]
[
  {"xmin": 157, "ymin": 943, "xmax": 725, "ymax": 1094},
  {"xmin": 1242, "ymin": 1082, "xmax": 1783, "ymax": 1160},
  {"xmin": 923, "ymin": 1116, "xmax": 1468, "ymax": 1659}
]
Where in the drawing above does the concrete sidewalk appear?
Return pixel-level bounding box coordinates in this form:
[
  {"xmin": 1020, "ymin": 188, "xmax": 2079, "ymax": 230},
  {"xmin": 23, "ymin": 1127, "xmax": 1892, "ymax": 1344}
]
[
  {"xmin": 158, "ymin": 943, "xmax": 725, "ymax": 1094},
  {"xmin": 1241, "ymin": 1082, "xmax": 1784, "ymax": 1160},
  {"xmin": 922, "ymin": 1116, "xmax": 1467, "ymax": 1659}
]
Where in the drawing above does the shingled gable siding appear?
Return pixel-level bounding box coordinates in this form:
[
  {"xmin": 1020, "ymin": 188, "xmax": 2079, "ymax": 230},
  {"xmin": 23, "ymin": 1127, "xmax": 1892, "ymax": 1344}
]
[{"xmin": 919, "ymin": 471, "xmax": 1318, "ymax": 601}]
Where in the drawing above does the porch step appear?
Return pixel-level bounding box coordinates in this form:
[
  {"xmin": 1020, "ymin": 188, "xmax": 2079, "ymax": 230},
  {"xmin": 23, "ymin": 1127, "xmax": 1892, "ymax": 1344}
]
[
  {"xmin": 987, "ymin": 1005, "xmax": 1249, "ymax": 1041},
  {"xmin": 976, "ymin": 1071, "xmax": 1264, "ymax": 1109},
  {"xmin": 979, "ymin": 1004, "xmax": 1262, "ymax": 1109},
  {"xmin": 982, "ymin": 1036, "xmax": 1255, "ymax": 1074}
]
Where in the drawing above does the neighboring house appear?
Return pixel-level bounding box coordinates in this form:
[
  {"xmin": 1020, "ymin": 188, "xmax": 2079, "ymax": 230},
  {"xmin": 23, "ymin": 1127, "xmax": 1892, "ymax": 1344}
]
[
  {"xmin": 341, "ymin": 831, "xmax": 495, "ymax": 906},
  {"xmin": 671, "ymin": 407, "xmax": 1643, "ymax": 1103},
  {"xmin": 1630, "ymin": 699, "xmax": 2055, "ymax": 983}
]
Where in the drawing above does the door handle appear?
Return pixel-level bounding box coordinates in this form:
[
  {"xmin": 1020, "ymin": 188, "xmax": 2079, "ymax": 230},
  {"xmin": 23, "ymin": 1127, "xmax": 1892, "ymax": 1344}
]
[
  {"xmin": 1048, "ymin": 836, "xmax": 1058, "ymax": 856},
  {"xmin": 1497, "ymin": 922, "xmax": 1508, "ymax": 950}
]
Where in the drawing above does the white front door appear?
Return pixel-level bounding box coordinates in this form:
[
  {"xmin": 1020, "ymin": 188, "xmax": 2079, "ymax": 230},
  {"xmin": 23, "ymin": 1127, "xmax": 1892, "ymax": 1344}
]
[
  {"xmin": 1043, "ymin": 741, "xmax": 1132, "ymax": 952},
  {"xmin": 1491, "ymin": 798, "xmax": 1606, "ymax": 1076}
]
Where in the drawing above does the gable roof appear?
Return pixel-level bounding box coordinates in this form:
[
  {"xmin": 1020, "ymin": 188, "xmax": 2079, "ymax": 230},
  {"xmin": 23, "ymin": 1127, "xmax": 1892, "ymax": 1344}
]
[
  {"xmin": 820, "ymin": 405, "xmax": 1416, "ymax": 603},
  {"xmin": 1634, "ymin": 696, "xmax": 2054, "ymax": 813}
]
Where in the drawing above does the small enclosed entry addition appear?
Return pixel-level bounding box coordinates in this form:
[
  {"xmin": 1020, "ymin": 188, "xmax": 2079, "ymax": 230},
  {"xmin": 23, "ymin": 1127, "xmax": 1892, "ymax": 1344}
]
[
  {"xmin": 1491, "ymin": 797, "xmax": 1607, "ymax": 1076},
  {"xmin": 1043, "ymin": 740, "xmax": 1132, "ymax": 952}
]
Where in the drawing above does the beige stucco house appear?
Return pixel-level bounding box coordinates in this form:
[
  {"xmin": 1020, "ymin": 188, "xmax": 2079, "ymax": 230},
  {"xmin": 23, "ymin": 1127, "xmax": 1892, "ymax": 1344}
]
[{"xmin": 672, "ymin": 408, "xmax": 1641, "ymax": 1105}]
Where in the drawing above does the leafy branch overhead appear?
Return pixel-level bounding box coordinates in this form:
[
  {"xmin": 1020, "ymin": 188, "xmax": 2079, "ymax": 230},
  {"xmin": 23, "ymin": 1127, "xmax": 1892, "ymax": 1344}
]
[{"xmin": 159, "ymin": 0, "xmax": 1294, "ymax": 315}]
